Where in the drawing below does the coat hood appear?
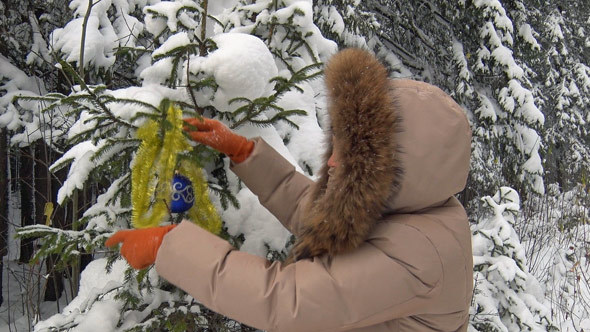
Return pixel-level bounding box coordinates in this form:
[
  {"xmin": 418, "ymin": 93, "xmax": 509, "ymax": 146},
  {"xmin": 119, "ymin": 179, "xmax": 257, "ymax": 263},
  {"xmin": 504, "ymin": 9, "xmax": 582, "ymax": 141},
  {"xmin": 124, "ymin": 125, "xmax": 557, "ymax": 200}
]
[{"xmin": 290, "ymin": 48, "xmax": 472, "ymax": 261}]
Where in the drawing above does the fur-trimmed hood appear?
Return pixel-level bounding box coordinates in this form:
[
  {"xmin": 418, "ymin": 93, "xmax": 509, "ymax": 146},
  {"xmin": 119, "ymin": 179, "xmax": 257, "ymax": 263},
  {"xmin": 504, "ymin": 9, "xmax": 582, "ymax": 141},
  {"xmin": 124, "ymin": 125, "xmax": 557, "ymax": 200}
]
[{"xmin": 291, "ymin": 48, "xmax": 472, "ymax": 261}]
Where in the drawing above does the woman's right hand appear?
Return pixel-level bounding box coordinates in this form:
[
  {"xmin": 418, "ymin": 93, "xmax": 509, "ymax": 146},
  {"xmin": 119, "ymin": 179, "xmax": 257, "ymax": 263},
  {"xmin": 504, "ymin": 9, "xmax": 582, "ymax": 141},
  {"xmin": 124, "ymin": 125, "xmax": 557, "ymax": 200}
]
[{"xmin": 184, "ymin": 118, "xmax": 254, "ymax": 163}]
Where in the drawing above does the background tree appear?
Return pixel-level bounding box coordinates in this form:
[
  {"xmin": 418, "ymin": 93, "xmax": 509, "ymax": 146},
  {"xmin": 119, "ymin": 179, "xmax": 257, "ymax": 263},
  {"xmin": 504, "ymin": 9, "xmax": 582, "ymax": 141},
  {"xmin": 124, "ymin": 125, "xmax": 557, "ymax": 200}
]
[
  {"xmin": 0, "ymin": 129, "xmax": 7, "ymax": 306},
  {"xmin": 470, "ymin": 187, "xmax": 556, "ymax": 331},
  {"xmin": 5, "ymin": 0, "xmax": 335, "ymax": 330}
]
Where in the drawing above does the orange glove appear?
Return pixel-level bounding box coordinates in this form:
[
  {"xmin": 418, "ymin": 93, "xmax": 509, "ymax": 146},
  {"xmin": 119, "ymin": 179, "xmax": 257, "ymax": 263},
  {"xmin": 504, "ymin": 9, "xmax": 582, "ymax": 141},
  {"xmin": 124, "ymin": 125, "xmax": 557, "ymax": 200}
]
[
  {"xmin": 184, "ymin": 118, "xmax": 254, "ymax": 163},
  {"xmin": 105, "ymin": 224, "xmax": 176, "ymax": 269}
]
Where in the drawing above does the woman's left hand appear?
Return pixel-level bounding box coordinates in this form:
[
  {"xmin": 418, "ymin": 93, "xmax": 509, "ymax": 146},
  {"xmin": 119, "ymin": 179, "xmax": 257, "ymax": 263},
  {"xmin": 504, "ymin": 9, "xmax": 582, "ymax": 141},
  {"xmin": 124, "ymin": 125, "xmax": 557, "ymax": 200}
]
[{"xmin": 105, "ymin": 225, "xmax": 177, "ymax": 269}]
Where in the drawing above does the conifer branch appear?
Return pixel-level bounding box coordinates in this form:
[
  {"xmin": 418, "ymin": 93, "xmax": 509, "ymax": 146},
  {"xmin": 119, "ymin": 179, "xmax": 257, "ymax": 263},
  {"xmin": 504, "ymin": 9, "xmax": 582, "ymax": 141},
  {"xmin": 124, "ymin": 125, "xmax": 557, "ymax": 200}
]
[
  {"xmin": 186, "ymin": 55, "xmax": 204, "ymax": 115},
  {"xmin": 59, "ymin": 60, "xmax": 136, "ymax": 129},
  {"xmin": 268, "ymin": 0, "xmax": 278, "ymax": 46}
]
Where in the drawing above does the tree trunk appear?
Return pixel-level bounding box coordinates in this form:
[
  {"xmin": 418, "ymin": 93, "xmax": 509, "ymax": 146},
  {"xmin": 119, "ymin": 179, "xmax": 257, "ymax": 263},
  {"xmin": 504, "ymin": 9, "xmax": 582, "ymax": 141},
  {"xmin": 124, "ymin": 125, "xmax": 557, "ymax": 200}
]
[
  {"xmin": 0, "ymin": 129, "xmax": 8, "ymax": 306},
  {"xmin": 70, "ymin": 190, "xmax": 79, "ymax": 297},
  {"xmin": 35, "ymin": 141, "xmax": 65, "ymax": 302},
  {"xmin": 79, "ymin": 185, "xmax": 93, "ymax": 272},
  {"xmin": 50, "ymin": 167, "xmax": 68, "ymax": 301},
  {"xmin": 18, "ymin": 146, "xmax": 35, "ymax": 263}
]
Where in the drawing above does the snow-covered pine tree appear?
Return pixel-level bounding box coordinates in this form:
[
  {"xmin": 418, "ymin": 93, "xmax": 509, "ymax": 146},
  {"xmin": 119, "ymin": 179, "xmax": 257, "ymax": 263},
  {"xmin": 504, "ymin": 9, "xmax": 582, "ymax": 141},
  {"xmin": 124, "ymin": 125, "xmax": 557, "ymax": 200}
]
[
  {"xmin": 4, "ymin": 0, "xmax": 337, "ymax": 330},
  {"xmin": 367, "ymin": 0, "xmax": 459, "ymax": 83},
  {"xmin": 315, "ymin": 0, "xmax": 457, "ymax": 83},
  {"xmin": 0, "ymin": 0, "xmax": 71, "ymax": 75},
  {"xmin": 448, "ymin": 1, "xmax": 545, "ymax": 200},
  {"xmin": 313, "ymin": 0, "xmax": 378, "ymax": 48},
  {"xmin": 532, "ymin": 5, "xmax": 590, "ymax": 191},
  {"xmin": 470, "ymin": 186, "xmax": 557, "ymax": 332},
  {"xmin": 497, "ymin": 4, "xmax": 590, "ymax": 326}
]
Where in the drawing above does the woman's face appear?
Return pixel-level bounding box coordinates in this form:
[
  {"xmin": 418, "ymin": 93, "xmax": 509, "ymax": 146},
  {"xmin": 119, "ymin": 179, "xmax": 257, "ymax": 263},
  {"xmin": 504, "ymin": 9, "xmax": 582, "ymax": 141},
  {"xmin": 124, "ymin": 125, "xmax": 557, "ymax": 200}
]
[{"xmin": 327, "ymin": 135, "xmax": 340, "ymax": 168}]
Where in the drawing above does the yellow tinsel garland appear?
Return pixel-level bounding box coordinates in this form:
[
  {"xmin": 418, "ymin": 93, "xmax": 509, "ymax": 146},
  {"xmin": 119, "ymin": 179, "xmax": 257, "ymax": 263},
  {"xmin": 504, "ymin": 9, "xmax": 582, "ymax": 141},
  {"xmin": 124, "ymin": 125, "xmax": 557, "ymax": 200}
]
[{"xmin": 131, "ymin": 103, "xmax": 221, "ymax": 233}]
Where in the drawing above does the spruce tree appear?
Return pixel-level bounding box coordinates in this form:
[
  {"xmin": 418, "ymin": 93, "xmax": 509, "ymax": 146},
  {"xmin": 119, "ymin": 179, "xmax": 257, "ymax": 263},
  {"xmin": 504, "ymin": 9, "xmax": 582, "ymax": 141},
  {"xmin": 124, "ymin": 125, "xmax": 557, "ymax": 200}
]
[
  {"xmin": 531, "ymin": 5, "xmax": 590, "ymax": 191},
  {"xmin": 5, "ymin": 0, "xmax": 336, "ymax": 329},
  {"xmin": 471, "ymin": 187, "xmax": 556, "ymax": 331}
]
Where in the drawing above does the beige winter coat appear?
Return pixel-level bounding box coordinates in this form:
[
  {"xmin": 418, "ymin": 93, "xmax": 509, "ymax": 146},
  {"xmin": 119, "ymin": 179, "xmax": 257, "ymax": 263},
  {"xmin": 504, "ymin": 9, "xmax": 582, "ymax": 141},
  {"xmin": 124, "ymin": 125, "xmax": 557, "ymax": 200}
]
[{"xmin": 156, "ymin": 49, "xmax": 473, "ymax": 331}]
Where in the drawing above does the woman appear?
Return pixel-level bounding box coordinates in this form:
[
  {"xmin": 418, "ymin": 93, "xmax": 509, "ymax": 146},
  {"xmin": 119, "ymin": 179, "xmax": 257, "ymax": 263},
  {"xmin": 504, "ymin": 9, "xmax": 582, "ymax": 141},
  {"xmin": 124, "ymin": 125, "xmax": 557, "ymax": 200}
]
[{"xmin": 107, "ymin": 48, "xmax": 473, "ymax": 331}]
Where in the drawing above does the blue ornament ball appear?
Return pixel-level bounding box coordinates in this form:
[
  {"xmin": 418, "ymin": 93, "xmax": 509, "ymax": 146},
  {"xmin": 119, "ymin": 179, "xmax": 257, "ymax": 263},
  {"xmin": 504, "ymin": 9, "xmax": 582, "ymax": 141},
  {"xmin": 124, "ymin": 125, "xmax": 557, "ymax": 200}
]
[{"xmin": 170, "ymin": 174, "xmax": 194, "ymax": 213}]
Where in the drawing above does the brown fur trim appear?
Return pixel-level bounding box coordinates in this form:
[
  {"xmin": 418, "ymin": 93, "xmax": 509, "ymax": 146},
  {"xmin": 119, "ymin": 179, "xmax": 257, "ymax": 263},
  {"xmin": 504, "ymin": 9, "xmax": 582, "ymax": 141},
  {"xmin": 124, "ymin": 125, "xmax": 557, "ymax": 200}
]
[{"xmin": 290, "ymin": 48, "xmax": 403, "ymax": 261}]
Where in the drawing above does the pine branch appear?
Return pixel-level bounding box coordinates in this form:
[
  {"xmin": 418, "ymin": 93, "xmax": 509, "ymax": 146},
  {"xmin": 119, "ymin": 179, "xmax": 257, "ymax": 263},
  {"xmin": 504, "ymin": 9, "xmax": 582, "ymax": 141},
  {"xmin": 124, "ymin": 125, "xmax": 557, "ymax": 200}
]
[
  {"xmin": 91, "ymin": 138, "xmax": 140, "ymax": 164},
  {"xmin": 59, "ymin": 60, "xmax": 136, "ymax": 129},
  {"xmin": 100, "ymin": 96, "xmax": 161, "ymax": 114},
  {"xmin": 15, "ymin": 225, "xmax": 105, "ymax": 267},
  {"xmin": 209, "ymin": 184, "xmax": 240, "ymax": 210},
  {"xmin": 153, "ymin": 44, "xmax": 199, "ymax": 62},
  {"xmin": 224, "ymin": 61, "xmax": 318, "ymax": 129},
  {"xmin": 250, "ymin": 109, "xmax": 307, "ymax": 129},
  {"xmin": 49, "ymin": 156, "xmax": 75, "ymax": 173},
  {"xmin": 186, "ymin": 54, "xmax": 201, "ymax": 115}
]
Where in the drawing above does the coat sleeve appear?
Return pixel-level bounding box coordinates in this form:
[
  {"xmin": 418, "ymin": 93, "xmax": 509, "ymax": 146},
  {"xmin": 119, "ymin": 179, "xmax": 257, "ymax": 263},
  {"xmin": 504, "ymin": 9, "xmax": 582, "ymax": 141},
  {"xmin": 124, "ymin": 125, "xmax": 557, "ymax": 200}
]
[
  {"xmin": 155, "ymin": 220, "xmax": 443, "ymax": 332},
  {"xmin": 230, "ymin": 137, "xmax": 313, "ymax": 236}
]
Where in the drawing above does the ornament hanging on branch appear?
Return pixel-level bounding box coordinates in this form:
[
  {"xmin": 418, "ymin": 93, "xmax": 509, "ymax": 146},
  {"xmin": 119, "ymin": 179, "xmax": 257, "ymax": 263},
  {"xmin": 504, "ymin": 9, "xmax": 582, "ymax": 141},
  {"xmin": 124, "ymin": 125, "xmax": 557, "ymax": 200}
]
[
  {"xmin": 170, "ymin": 173, "xmax": 194, "ymax": 213},
  {"xmin": 131, "ymin": 101, "xmax": 221, "ymax": 234}
]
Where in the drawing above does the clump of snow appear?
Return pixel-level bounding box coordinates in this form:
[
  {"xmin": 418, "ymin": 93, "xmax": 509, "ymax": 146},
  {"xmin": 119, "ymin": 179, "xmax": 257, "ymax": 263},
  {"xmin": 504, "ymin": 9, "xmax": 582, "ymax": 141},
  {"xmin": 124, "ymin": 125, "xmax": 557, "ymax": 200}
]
[
  {"xmin": 51, "ymin": 12, "xmax": 118, "ymax": 69},
  {"xmin": 106, "ymin": 85, "xmax": 185, "ymax": 123},
  {"xmin": 378, "ymin": 47, "xmax": 412, "ymax": 79},
  {"xmin": 451, "ymin": 40, "xmax": 476, "ymax": 98},
  {"xmin": 475, "ymin": 93, "xmax": 498, "ymax": 121},
  {"xmin": 0, "ymin": 104, "xmax": 23, "ymax": 131},
  {"xmin": 70, "ymin": 301, "xmax": 121, "ymax": 332},
  {"xmin": 139, "ymin": 57, "xmax": 175, "ymax": 85},
  {"xmin": 68, "ymin": 110, "xmax": 98, "ymax": 140},
  {"xmin": 153, "ymin": 32, "xmax": 191, "ymax": 58},
  {"xmin": 575, "ymin": 63, "xmax": 590, "ymax": 92},
  {"xmin": 322, "ymin": 6, "xmax": 345, "ymax": 35},
  {"xmin": 113, "ymin": 13, "xmax": 144, "ymax": 48},
  {"xmin": 134, "ymin": 53, "xmax": 153, "ymax": 77},
  {"xmin": 224, "ymin": 1, "xmax": 337, "ymax": 64},
  {"xmin": 518, "ymin": 23, "xmax": 541, "ymax": 50},
  {"xmin": 514, "ymin": 123, "xmax": 545, "ymax": 194},
  {"xmin": 34, "ymin": 258, "xmax": 127, "ymax": 331},
  {"xmin": 490, "ymin": 44, "xmax": 524, "ymax": 79},
  {"xmin": 51, "ymin": 141, "xmax": 98, "ymax": 204},
  {"xmin": 547, "ymin": 13, "xmax": 565, "ymax": 42},
  {"xmin": 144, "ymin": 0, "xmax": 199, "ymax": 35},
  {"xmin": 0, "ymin": 55, "xmax": 43, "ymax": 93},
  {"xmin": 187, "ymin": 33, "xmax": 278, "ymax": 112},
  {"xmin": 452, "ymin": 41, "xmax": 471, "ymax": 82},
  {"xmin": 26, "ymin": 14, "xmax": 52, "ymax": 66},
  {"xmin": 506, "ymin": 79, "xmax": 544, "ymax": 125},
  {"xmin": 69, "ymin": 0, "xmax": 113, "ymax": 20}
]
